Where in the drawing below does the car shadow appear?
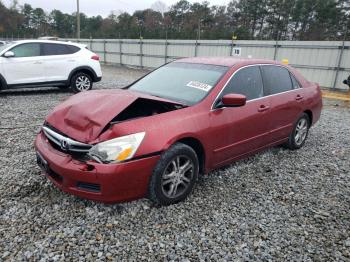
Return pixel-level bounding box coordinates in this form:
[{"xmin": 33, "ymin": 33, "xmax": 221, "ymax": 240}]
[{"xmin": 0, "ymin": 87, "xmax": 70, "ymax": 97}]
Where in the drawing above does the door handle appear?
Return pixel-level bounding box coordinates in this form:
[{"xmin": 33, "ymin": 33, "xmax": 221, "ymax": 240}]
[
  {"xmin": 67, "ymin": 59, "xmax": 76, "ymax": 62},
  {"xmin": 295, "ymin": 94, "xmax": 304, "ymax": 101},
  {"xmin": 258, "ymin": 105, "xmax": 270, "ymax": 112},
  {"xmin": 33, "ymin": 61, "xmax": 43, "ymax": 64}
]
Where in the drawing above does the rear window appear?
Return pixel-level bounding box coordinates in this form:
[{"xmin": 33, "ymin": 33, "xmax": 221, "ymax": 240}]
[
  {"xmin": 67, "ymin": 45, "xmax": 81, "ymax": 54},
  {"xmin": 261, "ymin": 65, "xmax": 293, "ymax": 95},
  {"xmin": 290, "ymin": 73, "xmax": 301, "ymax": 89},
  {"xmin": 42, "ymin": 43, "xmax": 80, "ymax": 56}
]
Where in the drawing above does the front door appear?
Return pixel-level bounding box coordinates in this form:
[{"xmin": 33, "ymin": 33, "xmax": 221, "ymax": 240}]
[
  {"xmin": 3, "ymin": 43, "xmax": 46, "ymax": 85},
  {"xmin": 209, "ymin": 65, "xmax": 272, "ymax": 167}
]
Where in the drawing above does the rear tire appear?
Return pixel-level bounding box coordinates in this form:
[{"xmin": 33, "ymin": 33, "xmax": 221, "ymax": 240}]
[
  {"xmin": 285, "ymin": 113, "xmax": 310, "ymax": 150},
  {"xmin": 71, "ymin": 72, "xmax": 93, "ymax": 93},
  {"xmin": 148, "ymin": 143, "xmax": 199, "ymax": 206}
]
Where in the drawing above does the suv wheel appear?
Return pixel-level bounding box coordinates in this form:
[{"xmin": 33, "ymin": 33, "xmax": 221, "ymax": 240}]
[
  {"xmin": 71, "ymin": 72, "xmax": 93, "ymax": 93},
  {"xmin": 148, "ymin": 143, "xmax": 199, "ymax": 206}
]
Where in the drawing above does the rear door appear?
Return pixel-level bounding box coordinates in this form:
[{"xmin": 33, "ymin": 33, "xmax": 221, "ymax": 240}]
[
  {"xmin": 41, "ymin": 43, "xmax": 80, "ymax": 82},
  {"xmin": 3, "ymin": 43, "xmax": 45, "ymax": 85},
  {"xmin": 210, "ymin": 65, "xmax": 272, "ymax": 166},
  {"xmin": 260, "ymin": 65, "xmax": 305, "ymax": 141}
]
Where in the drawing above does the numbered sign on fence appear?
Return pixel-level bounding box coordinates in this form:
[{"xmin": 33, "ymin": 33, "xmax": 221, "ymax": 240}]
[{"xmin": 232, "ymin": 47, "xmax": 242, "ymax": 56}]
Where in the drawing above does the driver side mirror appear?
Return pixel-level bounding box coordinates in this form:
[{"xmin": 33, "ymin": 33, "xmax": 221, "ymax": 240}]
[
  {"xmin": 218, "ymin": 94, "xmax": 247, "ymax": 108},
  {"xmin": 3, "ymin": 51, "xmax": 15, "ymax": 58}
]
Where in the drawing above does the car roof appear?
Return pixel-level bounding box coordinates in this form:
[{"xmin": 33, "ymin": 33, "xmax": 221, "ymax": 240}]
[
  {"xmin": 175, "ymin": 56, "xmax": 282, "ymax": 68},
  {"xmin": 11, "ymin": 39, "xmax": 84, "ymax": 48}
]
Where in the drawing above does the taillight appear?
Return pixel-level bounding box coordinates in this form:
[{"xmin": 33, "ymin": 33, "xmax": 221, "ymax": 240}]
[{"xmin": 91, "ymin": 55, "xmax": 100, "ymax": 61}]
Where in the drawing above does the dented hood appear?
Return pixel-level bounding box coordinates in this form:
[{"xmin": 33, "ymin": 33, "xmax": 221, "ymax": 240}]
[{"xmin": 46, "ymin": 89, "xmax": 178, "ymax": 143}]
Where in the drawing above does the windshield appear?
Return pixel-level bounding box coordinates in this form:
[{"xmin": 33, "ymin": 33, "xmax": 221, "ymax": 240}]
[
  {"xmin": 129, "ymin": 62, "xmax": 229, "ymax": 105},
  {"xmin": 0, "ymin": 43, "xmax": 12, "ymax": 53}
]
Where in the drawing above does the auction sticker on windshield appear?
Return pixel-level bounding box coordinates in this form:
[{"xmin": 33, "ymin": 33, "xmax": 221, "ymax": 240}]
[{"xmin": 186, "ymin": 81, "xmax": 213, "ymax": 92}]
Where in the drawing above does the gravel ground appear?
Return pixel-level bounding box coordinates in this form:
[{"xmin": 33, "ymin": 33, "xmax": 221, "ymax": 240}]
[{"xmin": 0, "ymin": 65, "xmax": 349, "ymax": 261}]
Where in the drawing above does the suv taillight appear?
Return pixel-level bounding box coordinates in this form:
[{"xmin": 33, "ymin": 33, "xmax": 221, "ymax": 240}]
[{"xmin": 91, "ymin": 55, "xmax": 100, "ymax": 61}]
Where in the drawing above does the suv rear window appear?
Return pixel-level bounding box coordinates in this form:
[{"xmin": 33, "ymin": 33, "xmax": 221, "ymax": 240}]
[
  {"xmin": 67, "ymin": 45, "xmax": 81, "ymax": 54},
  {"xmin": 261, "ymin": 65, "xmax": 293, "ymax": 95},
  {"xmin": 42, "ymin": 43, "xmax": 80, "ymax": 56}
]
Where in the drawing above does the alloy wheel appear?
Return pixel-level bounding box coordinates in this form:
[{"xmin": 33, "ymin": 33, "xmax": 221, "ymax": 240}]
[
  {"xmin": 161, "ymin": 155, "xmax": 194, "ymax": 199},
  {"xmin": 75, "ymin": 76, "xmax": 91, "ymax": 91},
  {"xmin": 295, "ymin": 118, "xmax": 308, "ymax": 146}
]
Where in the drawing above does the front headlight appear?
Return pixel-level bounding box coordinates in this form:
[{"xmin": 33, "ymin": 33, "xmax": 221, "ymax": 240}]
[{"xmin": 88, "ymin": 132, "xmax": 145, "ymax": 163}]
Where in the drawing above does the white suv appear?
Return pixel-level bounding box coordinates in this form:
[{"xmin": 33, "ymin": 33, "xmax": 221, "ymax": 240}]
[{"xmin": 0, "ymin": 40, "xmax": 102, "ymax": 93}]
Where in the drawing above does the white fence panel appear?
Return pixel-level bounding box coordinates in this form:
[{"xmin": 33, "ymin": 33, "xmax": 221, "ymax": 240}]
[{"xmin": 61, "ymin": 38, "xmax": 350, "ymax": 90}]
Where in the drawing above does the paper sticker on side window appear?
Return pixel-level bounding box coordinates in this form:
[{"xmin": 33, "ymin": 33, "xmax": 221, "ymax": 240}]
[{"xmin": 186, "ymin": 81, "xmax": 213, "ymax": 92}]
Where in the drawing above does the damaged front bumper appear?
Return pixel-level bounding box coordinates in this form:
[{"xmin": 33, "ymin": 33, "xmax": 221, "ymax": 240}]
[{"xmin": 34, "ymin": 132, "xmax": 160, "ymax": 203}]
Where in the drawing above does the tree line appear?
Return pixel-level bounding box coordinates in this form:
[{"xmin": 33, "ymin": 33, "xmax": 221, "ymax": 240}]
[{"xmin": 0, "ymin": 0, "xmax": 349, "ymax": 41}]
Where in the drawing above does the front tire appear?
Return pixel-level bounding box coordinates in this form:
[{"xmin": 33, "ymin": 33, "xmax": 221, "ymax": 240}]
[
  {"xmin": 148, "ymin": 143, "xmax": 199, "ymax": 206},
  {"xmin": 71, "ymin": 72, "xmax": 93, "ymax": 93},
  {"xmin": 286, "ymin": 113, "xmax": 310, "ymax": 150}
]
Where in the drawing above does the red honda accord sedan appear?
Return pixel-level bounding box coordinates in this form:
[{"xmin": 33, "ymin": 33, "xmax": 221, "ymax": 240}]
[{"xmin": 35, "ymin": 57, "xmax": 322, "ymax": 205}]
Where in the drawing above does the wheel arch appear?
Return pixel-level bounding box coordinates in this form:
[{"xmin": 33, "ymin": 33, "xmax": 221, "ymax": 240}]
[
  {"xmin": 304, "ymin": 110, "xmax": 313, "ymax": 125},
  {"xmin": 175, "ymin": 137, "xmax": 206, "ymax": 175},
  {"xmin": 0, "ymin": 73, "xmax": 7, "ymax": 90},
  {"xmin": 68, "ymin": 66, "xmax": 98, "ymax": 84}
]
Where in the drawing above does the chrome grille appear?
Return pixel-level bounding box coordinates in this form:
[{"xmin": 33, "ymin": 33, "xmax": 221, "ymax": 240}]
[{"xmin": 42, "ymin": 126, "xmax": 92, "ymax": 153}]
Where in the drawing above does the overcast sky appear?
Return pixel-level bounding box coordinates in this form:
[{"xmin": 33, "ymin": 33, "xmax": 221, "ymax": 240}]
[{"xmin": 3, "ymin": 0, "xmax": 229, "ymax": 17}]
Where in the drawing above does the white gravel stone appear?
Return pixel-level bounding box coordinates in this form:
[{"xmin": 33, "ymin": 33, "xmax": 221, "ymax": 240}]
[{"xmin": 0, "ymin": 65, "xmax": 349, "ymax": 260}]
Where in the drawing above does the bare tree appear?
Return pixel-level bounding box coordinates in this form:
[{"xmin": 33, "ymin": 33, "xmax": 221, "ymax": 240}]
[
  {"xmin": 10, "ymin": 0, "xmax": 19, "ymax": 10},
  {"xmin": 151, "ymin": 1, "xmax": 168, "ymax": 16}
]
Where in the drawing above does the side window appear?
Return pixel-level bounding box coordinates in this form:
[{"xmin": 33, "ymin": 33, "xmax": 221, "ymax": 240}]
[
  {"xmin": 67, "ymin": 45, "xmax": 80, "ymax": 54},
  {"xmin": 221, "ymin": 66, "xmax": 264, "ymax": 100},
  {"xmin": 10, "ymin": 43, "xmax": 40, "ymax": 57},
  {"xmin": 290, "ymin": 73, "xmax": 301, "ymax": 89},
  {"xmin": 261, "ymin": 65, "xmax": 293, "ymax": 95},
  {"xmin": 42, "ymin": 43, "xmax": 79, "ymax": 56}
]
